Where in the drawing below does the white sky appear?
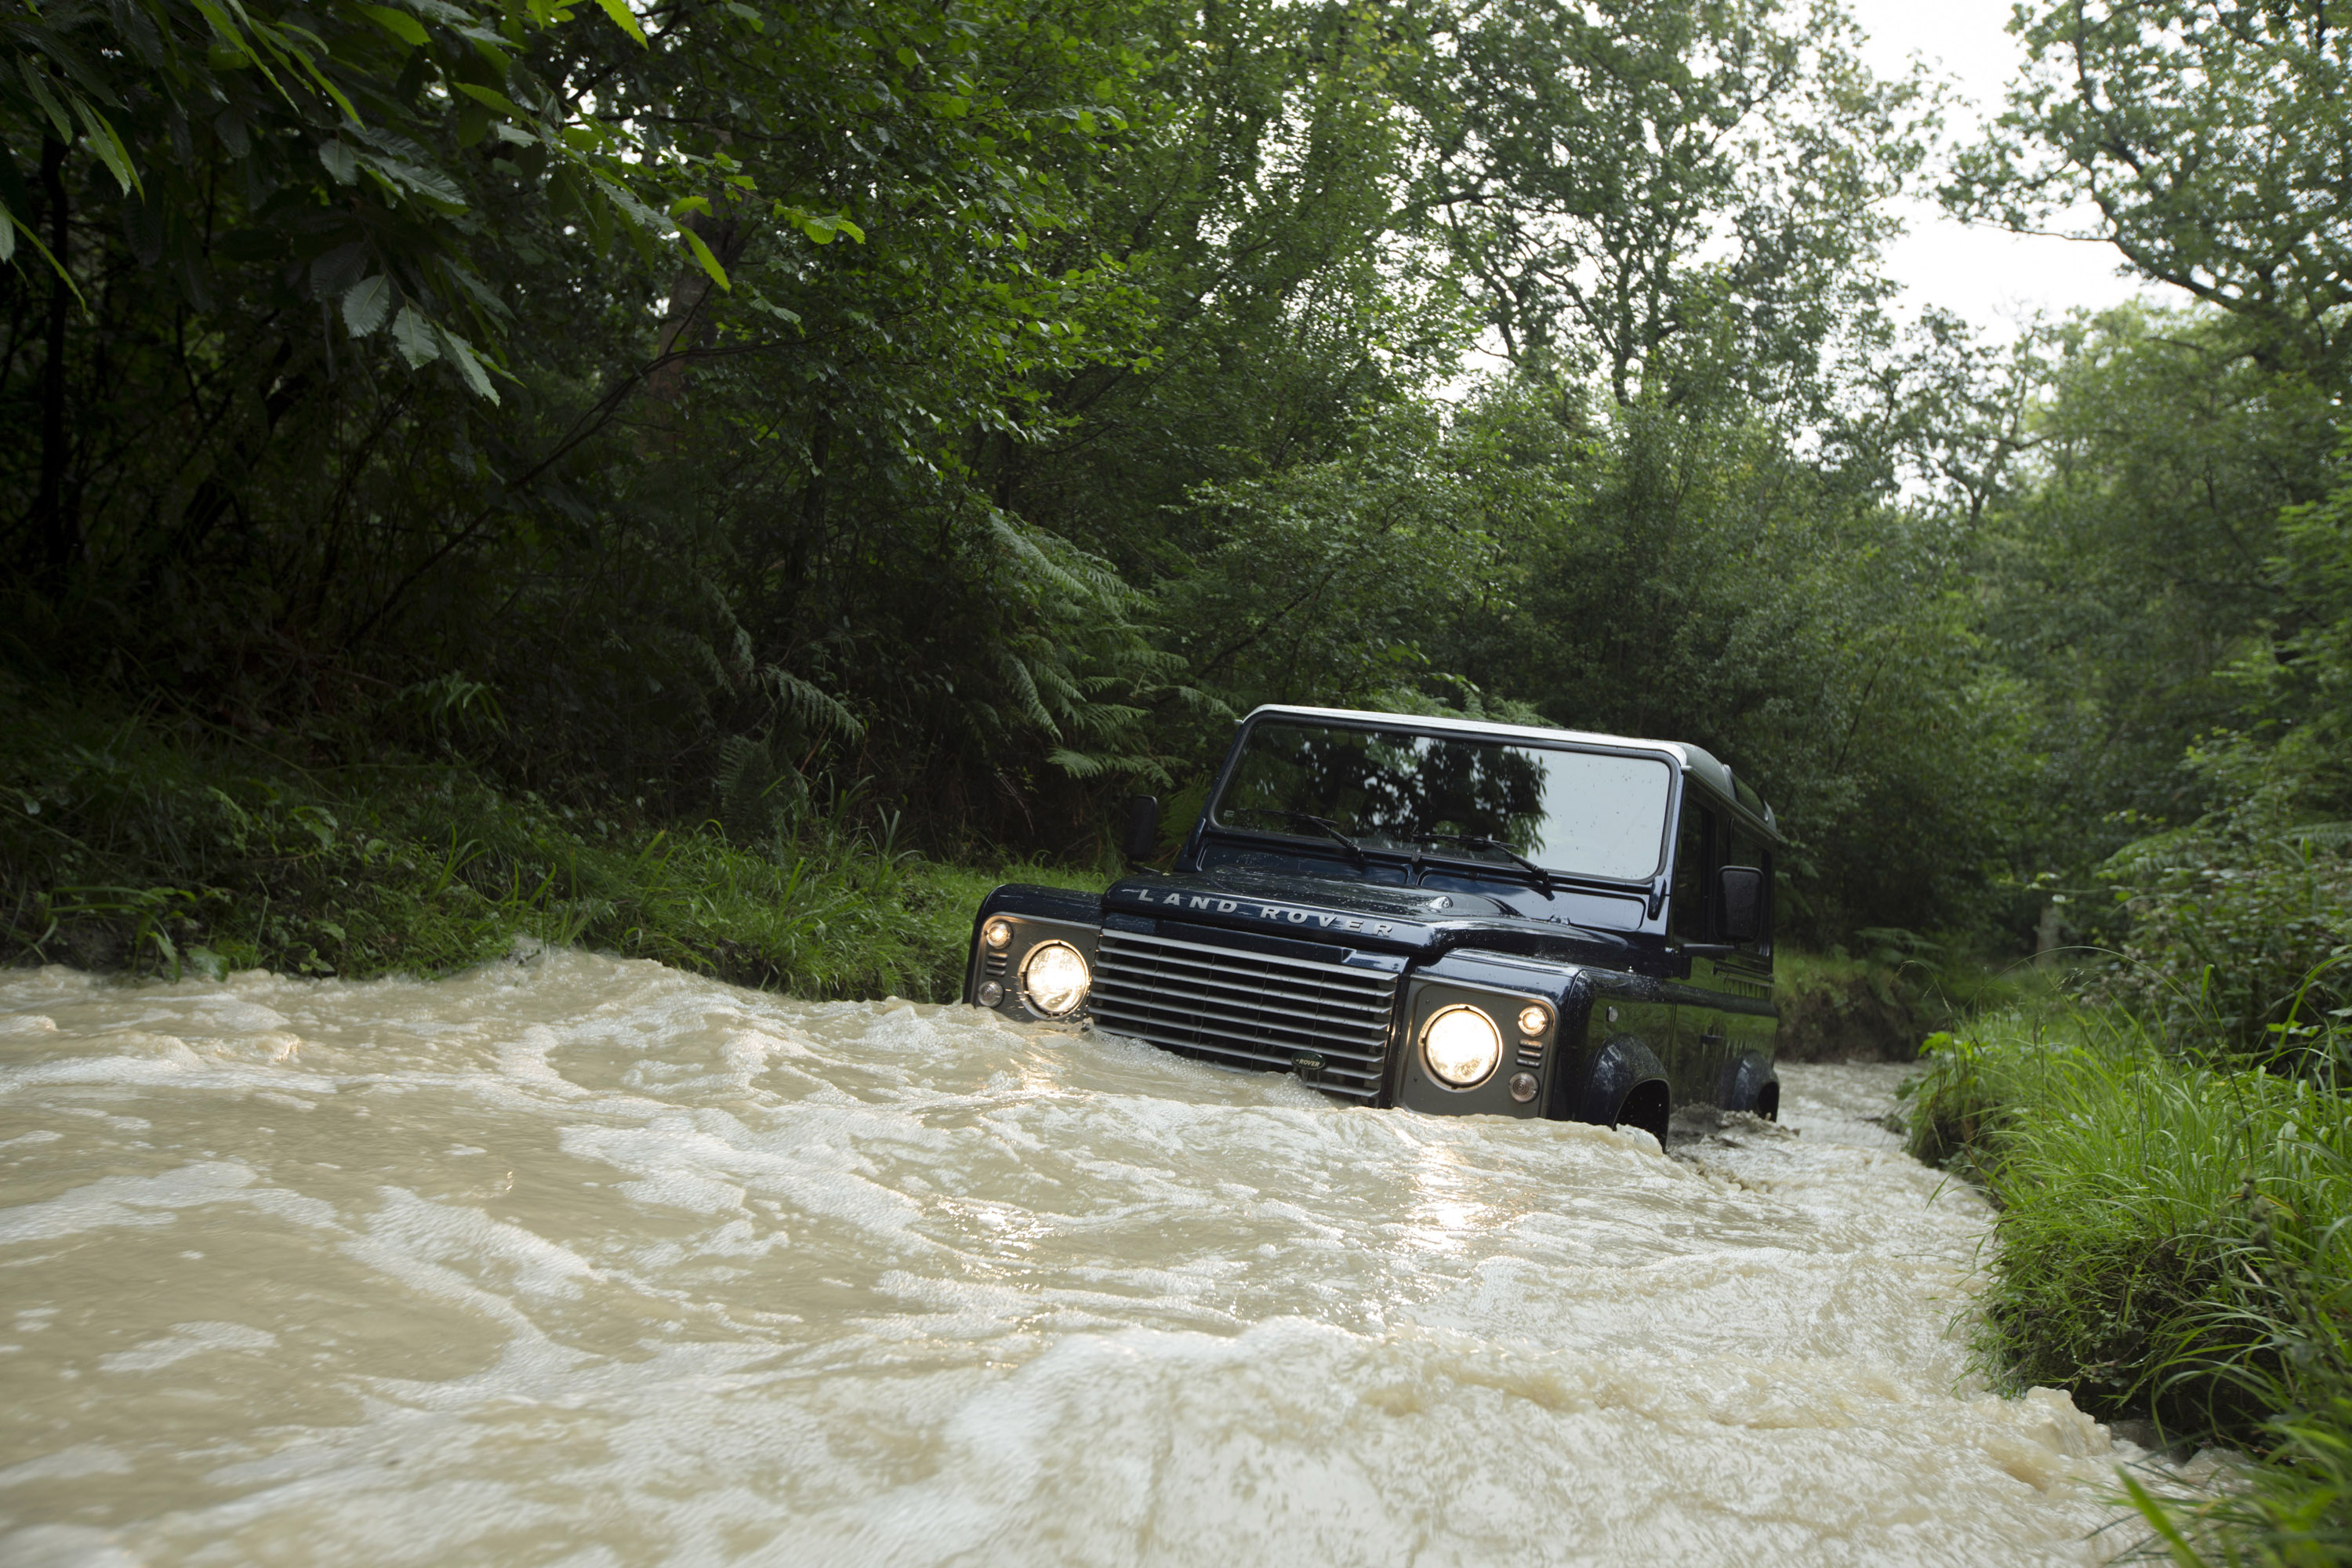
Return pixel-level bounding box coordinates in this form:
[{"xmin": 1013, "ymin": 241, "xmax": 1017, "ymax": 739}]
[
  {"xmin": 1440, "ymin": 0, "xmax": 2183, "ymax": 390},
  {"xmin": 1844, "ymin": 0, "xmax": 2176, "ymax": 337}
]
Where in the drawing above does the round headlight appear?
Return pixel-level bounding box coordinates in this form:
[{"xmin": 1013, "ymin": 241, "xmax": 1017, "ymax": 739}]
[
  {"xmin": 1421, "ymin": 1005, "xmax": 1502, "ymax": 1088},
  {"xmin": 1021, "ymin": 941, "xmax": 1091, "ymax": 1018},
  {"xmin": 1518, "ymin": 1003, "xmax": 1551, "ymax": 1037}
]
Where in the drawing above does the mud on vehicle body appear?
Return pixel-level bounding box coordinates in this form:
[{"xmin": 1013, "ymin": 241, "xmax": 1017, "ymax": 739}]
[{"xmin": 966, "ymin": 705, "xmax": 1780, "ymax": 1143}]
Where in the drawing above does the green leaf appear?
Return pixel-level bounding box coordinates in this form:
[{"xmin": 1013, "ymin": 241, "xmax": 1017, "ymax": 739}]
[
  {"xmin": 435, "ymin": 325, "xmax": 500, "ymax": 401},
  {"xmin": 354, "ymin": 149, "xmax": 467, "ymax": 210},
  {"xmin": 358, "ymin": 5, "xmax": 430, "ymax": 46},
  {"xmin": 0, "ymin": 194, "xmax": 79, "ymax": 303},
  {"xmin": 591, "ymin": 0, "xmax": 648, "ymax": 46},
  {"xmin": 390, "ymin": 305, "xmax": 440, "ymax": 368},
  {"xmin": 18, "ymin": 61, "xmax": 74, "ymax": 141},
  {"xmin": 68, "ymin": 96, "xmax": 142, "ymax": 196},
  {"xmin": 681, "ymin": 225, "xmax": 731, "ymax": 291},
  {"xmin": 318, "ymin": 140, "xmax": 358, "ymax": 184},
  {"xmin": 452, "ymin": 82, "xmax": 530, "ymax": 119},
  {"xmin": 793, "ymin": 212, "xmax": 864, "ymax": 246},
  {"xmin": 342, "ymin": 274, "xmax": 392, "ymax": 335}
]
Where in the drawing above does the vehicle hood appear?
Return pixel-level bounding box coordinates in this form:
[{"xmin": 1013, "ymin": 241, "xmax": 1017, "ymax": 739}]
[{"xmin": 1102, "ymin": 868, "xmax": 1647, "ymax": 969}]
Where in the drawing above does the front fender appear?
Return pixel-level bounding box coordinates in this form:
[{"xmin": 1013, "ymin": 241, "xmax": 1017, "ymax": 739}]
[
  {"xmin": 1576, "ymin": 1035, "xmax": 1671, "ymax": 1143},
  {"xmin": 966, "ymin": 884, "xmax": 1104, "ymax": 1015}
]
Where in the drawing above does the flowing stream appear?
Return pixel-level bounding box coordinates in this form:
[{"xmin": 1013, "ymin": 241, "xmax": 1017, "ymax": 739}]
[{"xmin": 0, "ymin": 950, "xmax": 2155, "ymax": 1566}]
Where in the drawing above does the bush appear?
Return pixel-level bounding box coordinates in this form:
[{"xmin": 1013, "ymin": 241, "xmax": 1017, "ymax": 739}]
[
  {"xmin": 1905, "ymin": 1015, "xmax": 2352, "ymax": 1561},
  {"xmin": 2090, "ymin": 739, "xmax": 2352, "ymax": 1072},
  {"xmin": 0, "ymin": 695, "xmax": 1099, "ymax": 1000}
]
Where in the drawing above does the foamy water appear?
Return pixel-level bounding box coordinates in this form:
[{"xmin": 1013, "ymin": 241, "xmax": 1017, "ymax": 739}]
[{"xmin": 0, "ymin": 951, "xmax": 2149, "ymax": 1565}]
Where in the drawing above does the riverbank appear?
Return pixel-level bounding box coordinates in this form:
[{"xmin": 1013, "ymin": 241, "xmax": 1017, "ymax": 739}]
[
  {"xmin": 1, "ymin": 697, "xmax": 1100, "ymax": 1000},
  {"xmin": 8, "ymin": 696, "xmax": 1992, "ymax": 1046},
  {"xmin": 1775, "ymin": 944, "xmax": 2045, "ymax": 1063},
  {"xmin": 1905, "ymin": 1014, "xmax": 2352, "ymax": 1562}
]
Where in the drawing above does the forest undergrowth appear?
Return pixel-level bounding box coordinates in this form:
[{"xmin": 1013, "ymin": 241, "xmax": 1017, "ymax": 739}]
[
  {"xmin": 1906, "ymin": 1003, "xmax": 2352, "ymax": 1564},
  {"xmin": 0, "ymin": 693, "xmax": 1101, "ymax": 1002}
]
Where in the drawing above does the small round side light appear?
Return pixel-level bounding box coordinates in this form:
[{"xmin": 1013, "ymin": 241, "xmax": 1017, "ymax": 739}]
[
  {"xmin": 1517, "ymin": 1003, "xmax": 1551, "ymax": 1037},
  {"xmin": 983, "ymin": 918, "xmax": 1014, "ymax": 949},
  {"xmin": 976, "ymin": 980, "xmax": 1004, "ymax": 1007},
  {"xmin": 1508, "ymin": 1072, "xmax": 1539, "ymax": 1103}
]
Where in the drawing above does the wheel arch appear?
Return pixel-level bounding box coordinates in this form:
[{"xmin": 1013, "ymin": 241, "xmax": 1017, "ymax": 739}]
[{"xmin": 1576, "ymin": 1034, "xmax": 1671, "ymax": 1144}]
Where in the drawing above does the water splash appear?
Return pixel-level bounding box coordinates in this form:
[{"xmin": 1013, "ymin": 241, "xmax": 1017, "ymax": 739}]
[{"xmin": 0, "ymin": 953, "xmax": 2144, "ymax": 1564}]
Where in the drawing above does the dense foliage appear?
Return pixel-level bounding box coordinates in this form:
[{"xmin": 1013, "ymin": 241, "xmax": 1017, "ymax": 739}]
[
  {"xmin": 1907, "ymin": 1018, "xmax": 2352, "ymax": 1563},
  {"xmin": 0, "ymin": 690, "xmax": 1093, "ymax": 996},
  {"xmin": 0, "ymin": 0, "xmax": 2346, "ymax": 971}
]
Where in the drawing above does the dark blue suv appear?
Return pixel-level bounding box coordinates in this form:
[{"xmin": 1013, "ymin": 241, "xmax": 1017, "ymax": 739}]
[{"xmin": 965, "ymin": 705, "xmax": 1781, "ymax": 1143}]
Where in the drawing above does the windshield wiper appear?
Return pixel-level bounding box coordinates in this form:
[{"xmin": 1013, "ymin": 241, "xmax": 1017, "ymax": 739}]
[
  {"xmin": 1415, "ymin": 833, "xmax": 1555, "ymax": 898},
  {"xmin": 1228, "ymin": 807, "xmax": 1367, "ymax": 864}
]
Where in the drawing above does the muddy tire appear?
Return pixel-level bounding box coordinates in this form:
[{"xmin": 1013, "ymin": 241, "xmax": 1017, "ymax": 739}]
[{"xmin": 1720, "ymin": 1051, "xmax": 1780, "ymax": 1121}]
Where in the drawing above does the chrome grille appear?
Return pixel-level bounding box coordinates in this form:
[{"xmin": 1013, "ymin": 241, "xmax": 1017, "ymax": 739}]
[{"xmin": 1090, "ymin": 927, "xmax": 1401, "ymax": 1102}]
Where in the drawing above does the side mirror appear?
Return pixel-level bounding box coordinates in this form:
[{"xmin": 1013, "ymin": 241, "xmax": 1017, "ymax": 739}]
[
  {"xmin": 1121, "ymin": 795, "xmax": 1160, "ymax": 862},
  {"xmin": 1718, "ymin": 865, "xmax": 1766, "ymax": 944}
]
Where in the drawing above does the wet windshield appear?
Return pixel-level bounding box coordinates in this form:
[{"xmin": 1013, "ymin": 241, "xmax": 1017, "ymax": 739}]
[{"xmin": 1211, "ymin": 720, "xmax": 1674, "ymax": 881}]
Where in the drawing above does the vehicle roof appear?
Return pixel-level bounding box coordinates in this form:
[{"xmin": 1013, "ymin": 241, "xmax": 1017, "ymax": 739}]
[{"xmin": 1240, "ymin": 703, "xmax": 1781, "ymax": 839}]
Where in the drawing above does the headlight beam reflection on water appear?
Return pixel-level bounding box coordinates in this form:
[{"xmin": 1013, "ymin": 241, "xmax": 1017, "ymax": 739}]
[{"xmin": 0, "ymin": 953, "xmax": 2169, "ymax": 1566}]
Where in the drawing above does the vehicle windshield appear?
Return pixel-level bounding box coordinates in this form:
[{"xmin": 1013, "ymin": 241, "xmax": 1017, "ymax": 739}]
[{"xmin": 1210, "ymin": 720, "xmax": 1674, "ymax": 881}]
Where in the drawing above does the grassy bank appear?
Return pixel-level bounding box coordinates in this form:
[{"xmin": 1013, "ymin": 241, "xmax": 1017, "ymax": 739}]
[
  {"xmin": 1772, "ymin": 938, "xmax": 2049, "ymax": 1062},
  {"xmin": 1905, "ymin": 1014, "xmax": 2352, "ymax": 1562},
  {"xmin": 1, "ymin": 698, "xmax": 1102, "ymax": 1000}
]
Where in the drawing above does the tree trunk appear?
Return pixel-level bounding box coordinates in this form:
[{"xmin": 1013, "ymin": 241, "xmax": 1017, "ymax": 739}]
[{"xmin": 34, "ymin": 137, "xmax": 77, "ymax": 590}]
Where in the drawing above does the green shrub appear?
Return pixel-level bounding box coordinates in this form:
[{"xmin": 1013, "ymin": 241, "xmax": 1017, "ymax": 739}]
[
  {"xmin": 2089, "ymin": 739, "xmax": 2352, "ymax": 1073},
  {"xmin": 1907, "ymin": 1015, "xmax": 2352, "ymax": 1562},
  {"xmin": 1, "ymin": 698, "xmax": 1099, "ymax": 999}
]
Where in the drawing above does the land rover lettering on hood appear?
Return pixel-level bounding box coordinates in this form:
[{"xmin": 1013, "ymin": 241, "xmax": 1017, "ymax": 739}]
[{"xmin": 964, "ymin": 705, "xmax": 1782, "ymax": 1142}]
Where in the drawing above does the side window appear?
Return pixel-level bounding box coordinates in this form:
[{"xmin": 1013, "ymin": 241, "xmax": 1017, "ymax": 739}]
[{"xmin": 1668, "ymin": 803, "xmax": 1717, "ymax": 938}]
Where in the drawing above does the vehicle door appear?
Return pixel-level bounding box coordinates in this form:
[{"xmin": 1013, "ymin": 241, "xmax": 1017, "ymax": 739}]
[
  {"xmin": 1711, "ymin": 820, "xmax": 1777, "ymax": 1085},
  {"xmin": 1671, "ymin": 800, "xmax": 1775, "ymax": 1109},
  {"xmin": 1664, "ymin": 796, "xmax": 1724, "ymax": 1105}
]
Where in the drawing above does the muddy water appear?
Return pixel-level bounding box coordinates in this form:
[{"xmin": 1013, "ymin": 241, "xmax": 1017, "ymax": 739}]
[{"xmin": 0, "ymin": 952, "xmax": 2146, "ymax": 1566}]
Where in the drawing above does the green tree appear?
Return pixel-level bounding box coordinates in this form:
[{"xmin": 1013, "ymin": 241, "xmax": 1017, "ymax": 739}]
[
  {"xmin": 1972, "ymin": 308, "xmax": 2336, "ymax": 871},
  {"xmin": 0, "ymin": 0, "xmax": 1177, "ymax": 845},
  {"xmin": 1406, "ymin": 0, "xmax": 1927, "ymax": 413},
  {"xmin": 1948, "ymin": 0, "xmax": 2352, "ymax": 379}
]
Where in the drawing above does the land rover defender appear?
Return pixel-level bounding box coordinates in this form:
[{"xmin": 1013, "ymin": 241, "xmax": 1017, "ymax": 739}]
[{"xmin": 963, "ymin": 705, "xmax": 1781, "ymax": 1142}]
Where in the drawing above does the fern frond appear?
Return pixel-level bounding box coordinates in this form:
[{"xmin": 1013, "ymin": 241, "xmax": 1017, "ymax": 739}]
[
  {"xmin": 1046, "ymin": 749, "xmax": 1173, "ymax": 786},
  {"xmin": 759, "ymin": 665, "xmax": 865, "ymax": 740},
  {"xmin": 993, "ymin": 647, "xmax": 1060, "ymax": 735}
]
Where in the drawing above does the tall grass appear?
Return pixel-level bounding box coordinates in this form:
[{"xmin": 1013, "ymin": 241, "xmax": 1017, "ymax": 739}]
[
  {"xmin": 2, "ymin": 698, "xmax": 1100, "ymax": 999},
  {"xmin": 1906, "ymin": 1014, "xmax": 2352, "ymax": 1563}
]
